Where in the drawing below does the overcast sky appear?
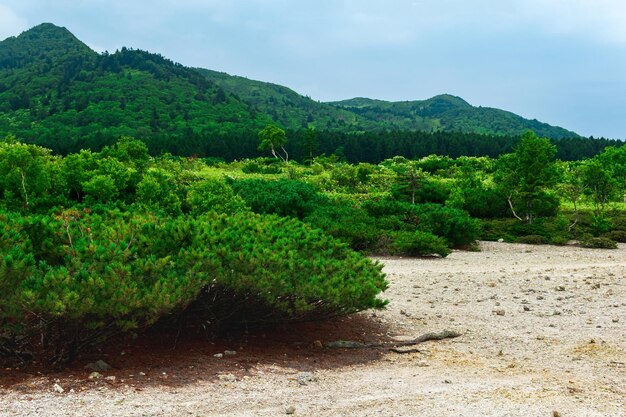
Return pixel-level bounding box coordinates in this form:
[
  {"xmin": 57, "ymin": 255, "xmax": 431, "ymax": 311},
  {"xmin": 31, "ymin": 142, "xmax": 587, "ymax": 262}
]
[{"xmin": 2, "ymin": 0, "xmax": 625, "ymax": 139}]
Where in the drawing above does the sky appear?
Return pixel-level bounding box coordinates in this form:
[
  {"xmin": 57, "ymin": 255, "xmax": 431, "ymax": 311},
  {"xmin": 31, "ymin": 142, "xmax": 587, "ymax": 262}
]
[{"xmin": 1, "ymin": 0, "xmax": 625, "ymax": 139}]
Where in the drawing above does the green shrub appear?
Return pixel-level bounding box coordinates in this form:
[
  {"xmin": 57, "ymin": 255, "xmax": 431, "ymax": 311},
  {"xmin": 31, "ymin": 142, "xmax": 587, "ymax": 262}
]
[
  {"xmin": 231, "ymin": 179, "xmax": 325, "ymax": 219},
  {"xmin": 186, "ymin": 178, "xmax": 247, "ymax": 215},
  {"xmin": 392, "ymin": 230, "xmax": 450, "ymax": 257},
  {"xmin": 604, "ymin": 230, "xmax": 626, "ymax": 243},
  {"xmin": 241, "ymin": 158, "xmax": 283, "ymax": 174},
  {"xmin": 516, "ymin": 235, "xmax": 548, "ymax": 245},
  {"xmin": 580, "ymin": 237, "xmax": 618, "ymax": 249},
  {"xmin": 548, "ymin": 235, "xmax": 570, "ymax": 246},
  {"xmin": 362, "ymin": 199, "xmax": 479, "ymax": 247},
  {"xmin": 305, "ymin": 201, "xmax": 380, "ymax": 251},
  {"xmin": 0, "ymin": 209, "xmax": 387, "ymax": 365},
  {"xmin": 409, "ymin": 204, "xmax": 480, "ymax": 247}
]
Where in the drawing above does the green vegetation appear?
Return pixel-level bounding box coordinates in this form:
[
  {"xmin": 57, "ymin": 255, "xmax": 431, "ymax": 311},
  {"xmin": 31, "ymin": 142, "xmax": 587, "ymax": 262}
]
[
  {"xmin": 1, "ymin": 23, "xmax": 622, "ymax": 162},
  {"xmin": 329, "ymin": 95, "xmax": 577, "ymax": 138},
  {"xmin": 1, "ymin": 132, "xmax": 624, "ymax": 367},
  {"xmin": 1, "ymin": 23, "xmax": 625, "ymax": 370}
]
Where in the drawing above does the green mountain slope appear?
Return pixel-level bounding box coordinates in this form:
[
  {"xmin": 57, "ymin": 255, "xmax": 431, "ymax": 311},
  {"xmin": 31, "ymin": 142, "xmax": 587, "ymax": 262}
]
[
  {"xmin": 329, "ymin": 95, "xmax": 578, "ymax": 138},
  {"xmin": 0, "ymin": 23, "xmax": 579, "ymax": 156},
  {"xmin": 0, "ymin": 23, "xmax": 271, "ymax": 153},
  {"xmin": 195, "ymin": 68, "xmax": 379, "ymax": 131}
]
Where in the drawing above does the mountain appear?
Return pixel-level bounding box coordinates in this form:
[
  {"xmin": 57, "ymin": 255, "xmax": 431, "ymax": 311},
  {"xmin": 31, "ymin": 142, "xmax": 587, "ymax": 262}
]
[
  {"xmin": 196, "ymin": 68, "xmax": 375, "ymax": 131},
  {"xmin": 0, "ymin": 23, "xmax": 579, "ymax": 156},
  {"xmin": 0, "ymin": 23, "xmax": 272, "ymax": 154},
  {"xmin": 196, "ymin": 70, "xmax": 578, "ymax": 139},
  {"xmin": 328, "ymin": 95, "xmax": 578, "ymax": 138}
]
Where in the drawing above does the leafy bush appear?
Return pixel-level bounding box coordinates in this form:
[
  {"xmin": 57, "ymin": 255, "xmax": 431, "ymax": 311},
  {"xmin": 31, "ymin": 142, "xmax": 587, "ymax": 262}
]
[
  {"xmin": 241, "ymin": 158, "xmax": 283, "ymax": 174},
  {"xmin": 604, "ymin": 230, "xmax": 626, "ymax": 243},
  {"xmin": 231, "ymin": 179, "xmax": 325, "ymax": 219},
  {"xmin": 516, "ymin": 235, "xmax": 548, "ymax": 245},
  {"xmin": 580, "ymin": 237, "xmax": 618, "ymax": 249},
  {"xmin": 0, "ymin": 209, "xmax": 387, "ymax": 365},
  {"xmin": 408, "ymin": 204, "xmax": 480, "ymax": 247},
  {"xmin": 304, "ymin": 201, "xmax": 381, "ymax": 251},
  {"xmin": 186, "ymin": 178, "xmax": 247, "ymax": 215},
  {"xmin": 362, "ymin": 199, "xmax": 479, "ymax": 247},
  {"xmin": 392, "ymin": 230, "xmax": 450, "ymax": 257}
]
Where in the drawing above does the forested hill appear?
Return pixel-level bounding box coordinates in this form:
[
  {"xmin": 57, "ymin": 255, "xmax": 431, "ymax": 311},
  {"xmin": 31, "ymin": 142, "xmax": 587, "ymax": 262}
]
[
  {"xmin": 0, "ymin": 22, "xmax": 600, "ymax": 158},
  {"xmin": 196, "ymin": 70, "xmax": 578, "ymax": 139},
  {"xmin": 0, "ymin": 23, "xmax": 273, "ymax": 154},
  {"xmin": 329, "ymin": 95, "xmax": 578, "ymax": 139},
  {"xmin": 196, "ymin": 68, "xmax": 376, "ymax": 131}
]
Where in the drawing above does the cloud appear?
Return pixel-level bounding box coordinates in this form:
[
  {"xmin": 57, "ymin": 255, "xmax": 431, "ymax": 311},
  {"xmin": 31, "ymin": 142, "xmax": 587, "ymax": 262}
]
[
  {"xmin": 0, "ymin": 5, "xmax": 27, "ymax": 40},
  {"xmin": 516, "ymin": 0, "xmax": 626, "ymax": 45}
]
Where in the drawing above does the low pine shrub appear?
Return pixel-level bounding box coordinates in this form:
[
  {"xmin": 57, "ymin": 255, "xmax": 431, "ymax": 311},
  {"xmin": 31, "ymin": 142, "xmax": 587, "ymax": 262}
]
[
  {"xmin": 580, "ymin": 237, "xmax": 618, "ymax": 249},
  {"xmin": 304, "ymin": 202, "xmax": 380, "ymax": 251},
  {"xmin": 516, "ymin": 235, "xmax": 548, "ymax": 245},
  {"xmin": 392, "ymin": 230, "xmax": 450, "ymax": 257},
  {"xmin": 604, "ymin": 230, "xmax": 626, "ymax": 243},
  {"xmin": 0, "ymin": 209, "xmax": 387, "ymax": 366},
  {"xmin": 231, "ymin": 179, "xmax": 325, "ymax": 219}
]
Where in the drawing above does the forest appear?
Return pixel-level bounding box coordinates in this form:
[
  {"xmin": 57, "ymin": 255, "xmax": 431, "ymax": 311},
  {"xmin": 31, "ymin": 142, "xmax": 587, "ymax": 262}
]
[{"xmin": 0, "ymin": 129, "xmax": 624, "ymax": 367}]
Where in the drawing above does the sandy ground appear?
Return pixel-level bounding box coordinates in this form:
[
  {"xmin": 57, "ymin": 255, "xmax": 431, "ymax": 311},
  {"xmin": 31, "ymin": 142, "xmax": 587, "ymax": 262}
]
[{"xmin": 1, "ymin": 241, "xmax": 625, "ymax": 417}]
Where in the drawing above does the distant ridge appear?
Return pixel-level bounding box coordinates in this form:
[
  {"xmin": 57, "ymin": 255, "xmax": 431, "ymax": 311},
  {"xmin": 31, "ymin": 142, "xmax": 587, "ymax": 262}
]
[{"xmin": 0, "ymin": 22, "xmax": 579, "ymax": 155}]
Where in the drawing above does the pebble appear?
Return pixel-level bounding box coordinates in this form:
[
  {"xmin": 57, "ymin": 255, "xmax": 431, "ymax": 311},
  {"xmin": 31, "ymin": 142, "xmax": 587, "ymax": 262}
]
[
  {"xmin": 224, "ymin": 350, "xmax": 237, "ymax": 356},
  {"xmin": 297, "ymin": 372, "xmax": 317, "ymax": 385},
  {"xmin": 286, "ymin": 406, "xmax": 296, "ymax": 414},
  {"xmin": 53, "ymin": 384, "xmax": 64, "ymax": 393},
  {"xmin": 213, "ymin": 353, "xmax": 224, "ymax": 358},
  {"xmin": 88, "ymin": 372, "xmax": 103, "ymax": 379},
  {"xmin": 494, "ymin": 309, "xmax": 506, "ymax": 316},
  {"xmin": 218, "ymin": 374, "xmax": 236, "ymax": 382},
  {"xmin": 312, "ymin": 340, "xmax": 323, "ymax": 349},
  {"xmin": 85, "ymin": 360, "xmax": 112, "ymax": 372}
]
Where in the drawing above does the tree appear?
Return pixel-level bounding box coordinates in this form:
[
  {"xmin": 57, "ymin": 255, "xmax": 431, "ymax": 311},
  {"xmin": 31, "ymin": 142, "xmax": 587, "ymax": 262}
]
[
  {"xmin": 258, "ymin": 125, "xmax": 289, "ymax": 163},
  {"xmin": 303, "ymin": 128, "xmax": 318, "ymax": 164},
  {"xmin": 0, "ymin": 136, "xmax": 55, "ymax": 211},
  {"xmin": 580, "ymin": 158, "xmax": 617, "ymax": 219},
  {"xmin": 496, "ymin": 131, "xmax": 558, "ymax": 223}
]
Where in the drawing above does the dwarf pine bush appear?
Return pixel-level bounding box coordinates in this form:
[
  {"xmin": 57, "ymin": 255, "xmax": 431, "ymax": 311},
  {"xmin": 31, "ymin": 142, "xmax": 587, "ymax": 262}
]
[{"xmin": 0, "ymin": 209, "xmax": 387, "ymax": 365}]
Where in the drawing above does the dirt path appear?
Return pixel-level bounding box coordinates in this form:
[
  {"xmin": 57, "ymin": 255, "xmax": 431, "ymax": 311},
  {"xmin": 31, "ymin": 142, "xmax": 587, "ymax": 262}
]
[{"xmin": 1, "ymin": 242, "xmax": 625, "ymax": 416}]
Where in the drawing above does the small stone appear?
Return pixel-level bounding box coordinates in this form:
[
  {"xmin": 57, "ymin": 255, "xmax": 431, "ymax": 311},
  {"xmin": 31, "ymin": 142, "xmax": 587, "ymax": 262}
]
[
  {"xmin": 612, "ymin": 318, "xmax": 619, "ymax": 323},
  {"xmin": 556, "ymin": 286, "xmax": 566, "ymax": 292},
  {"xmin": 53, "ymin": 383, "xmax": 64, "ymax": 393},
  {"xmin": 105, "ymin": 376, "xmax": 116, "ymax": 381},
  {"xmin": 523, "ymin": 306, "xmax": 531, "ymax": 312},
  {"xmin": 494, "ymin": 309, "xmax": 506, "ymax": 316},
  {"xmin": 224, "ymin": 350, "xmax": 237, "ymax": 356},
  {"xmin": 218, "ymin": 373, "xmax": 236, "ymax": 382},
  {"xmin": 312, "ymin": 340, "xmax": 323, "ymax": 349},
  {"xmin": 553, "ymin": 411, "xmax": 561, "ymax": 417},
  {"xmin": 296, "ymin": 372, "xmax": 317, "ymax": 385},
  {"xmin": 286, "ymin": 406, "xmax": 296, "ymax": 415},
  {"xmin": 84, "ymin": 360, "xmax": 112, "ymax": 372},
  {"xmin": 213, "ymin": 353, "xmax": 224, "ymax": 358},
  {"xmin": 443, "ymin": 379, "xmax": 452, "ymax": 384},
  {"xmin": 138, "ymin": 372, "xmax": 146, "ymax": 376},
  {"xmin": 497, "ymin": 238, "xmax": 504, "ymax": 243},
  {"xmin": 88, "ymin": 372, "xmax": 103, "ymax": 380}
]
